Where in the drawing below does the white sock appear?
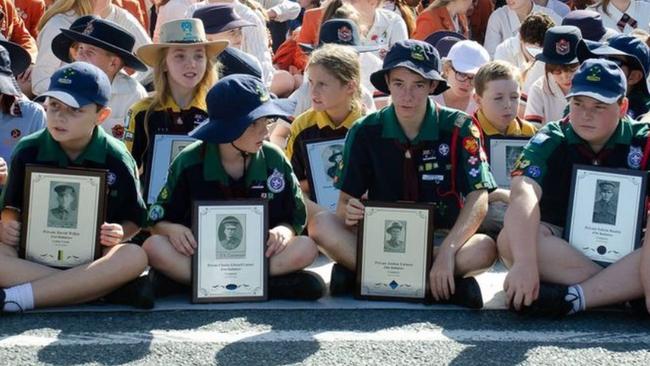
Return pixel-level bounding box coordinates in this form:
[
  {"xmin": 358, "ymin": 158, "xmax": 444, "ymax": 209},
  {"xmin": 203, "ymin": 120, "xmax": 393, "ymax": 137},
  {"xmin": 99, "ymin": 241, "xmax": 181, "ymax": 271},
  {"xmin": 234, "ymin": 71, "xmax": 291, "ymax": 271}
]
[
  {"xmin": 3, "ymin": 283, "xmax": 35, "ymax": 312},
  {"xmin": 566, "ymin": 284, "xmax": 586, "ymax": 315}
]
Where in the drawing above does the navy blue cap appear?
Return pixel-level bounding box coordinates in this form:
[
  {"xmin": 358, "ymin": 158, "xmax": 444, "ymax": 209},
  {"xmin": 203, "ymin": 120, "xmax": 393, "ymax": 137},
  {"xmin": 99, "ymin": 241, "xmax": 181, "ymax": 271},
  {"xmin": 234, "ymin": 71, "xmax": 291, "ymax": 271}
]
[
  {"xmin": 300, "ymin": 19, "xmax": 380, "ymax": 53},
  {"xmin": 39, "ymin": 62, "xmax": 111, "ymax": 108},
  {"xmin": 217, "ymin": 46, "xmax": 262, "ymax": 79},
  {"xmin": 566, "ymin": 59, "xmax": 627, "ymax": 104},
  {"xmin": 536, "ymin": 25, "xmax": 582, "ymax": 65},
  {"xmin": 370, "ymin": 39, "xmax": 448, "ymax": 95},
  {"xmin": 190, "ymin": 74, "xmax": 292, "ymax": 144},
  {"xmin": 193, "ymin": 4, "xmax": 254, "ymax": 34},
  {"xmin": 562, "ymin": 10, "xmax": 607, "ymax": 42},
  {"xmin": 423, "ymin": 30, "xmax": 466, "ymax": 58}
]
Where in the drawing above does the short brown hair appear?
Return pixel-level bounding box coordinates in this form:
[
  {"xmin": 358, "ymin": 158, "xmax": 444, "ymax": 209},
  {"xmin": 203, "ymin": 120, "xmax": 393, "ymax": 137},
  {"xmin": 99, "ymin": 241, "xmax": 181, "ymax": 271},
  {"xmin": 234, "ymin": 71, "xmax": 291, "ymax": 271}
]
[
  {"xmin": 473, "ymin": 61, "xmax": 521, "ymax": 96},
  {"xmin": 519, "ymin": 13, "xmax": 555, "ymax": 46}
]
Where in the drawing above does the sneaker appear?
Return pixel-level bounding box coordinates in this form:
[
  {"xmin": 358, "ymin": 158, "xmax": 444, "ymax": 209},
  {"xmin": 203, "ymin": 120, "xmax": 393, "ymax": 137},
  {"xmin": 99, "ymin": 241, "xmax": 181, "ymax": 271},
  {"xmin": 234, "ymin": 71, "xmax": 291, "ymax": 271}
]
[
  {"xmin": 448, "ymin": 277, "xmax": 483, "ymax": 309},
  {"xmin": 519, "ymin": 282, "xmax": 572, "ymax": 318},
  {"xmin": 329, "ymin": 263, "xmax": 355, "ymax": 296},
  {"xmin": 627, "ymin": 298, "xmax": 650, "ymax": 318},
  {"xmin": 269, "ymin": 270, "xmax": 326, "ymax": 300},
  {"xmin": 105, "ymin": 274, "xmax": 155, "ymax": 309}
]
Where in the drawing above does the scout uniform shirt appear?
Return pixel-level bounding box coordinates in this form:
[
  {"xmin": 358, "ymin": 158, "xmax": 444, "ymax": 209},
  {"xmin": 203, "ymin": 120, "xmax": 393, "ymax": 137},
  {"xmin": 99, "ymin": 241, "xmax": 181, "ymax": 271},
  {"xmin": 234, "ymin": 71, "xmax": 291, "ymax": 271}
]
[
  {"xmin": 335, "ymin": 101, "xmax": 497, "ymax": 230},
  {"xmin": 147, "ymin": 141, "xmax": 307, "ymax": 234},
  {"xmin": 285, "ymin": 107, "xmax": 363, "ymax": 181},
  {"xmin": 511, "ymin": 117, "xmax": 650, "ymax": 227},
  {"xmin": 124, "ymin": 94, "xmax": 208, "ymax": 168},
  {"xmin": 0, "ymin": 127, "xmax": 147, "ymax": 227}
]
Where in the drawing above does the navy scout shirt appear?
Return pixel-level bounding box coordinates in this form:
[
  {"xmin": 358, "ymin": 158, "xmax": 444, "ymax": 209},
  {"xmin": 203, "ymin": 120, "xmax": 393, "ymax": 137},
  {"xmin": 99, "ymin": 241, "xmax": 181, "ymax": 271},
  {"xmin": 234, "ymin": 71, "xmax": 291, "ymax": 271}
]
[
  {"xmin": 512, "ymin": 117, "xmax": 650, "ymax": 227},
  {"xmin": 1, "ymin": 127, "xmax": 147, "ymax": 227},
  {"xmin": 147, "ymin": 141, "xmax": 307, "ymax": 234},
  {"xmin": 335, "ymin": 101, "xmax": 497, "ymax": 229}
]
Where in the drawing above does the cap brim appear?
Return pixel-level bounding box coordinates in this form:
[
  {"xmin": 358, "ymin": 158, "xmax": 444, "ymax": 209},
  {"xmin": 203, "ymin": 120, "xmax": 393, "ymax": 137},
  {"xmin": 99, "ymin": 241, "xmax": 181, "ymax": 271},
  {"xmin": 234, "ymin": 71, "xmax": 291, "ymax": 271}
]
[
  {"xmin": 136, "ymin": 40, "xmax": 229, "ymax": 67},
  {"xmin": 0, "ymin": 40, "xmax": 31, "ymax": 75},
  {"xmin": 566, "ymin": 90, "xmax": 621, "ymax": 104},
  {"xmin": 37, "ymin": 90, "xmax": 88, "ymax": 108},
  {"xmin": 190, "ymin": 98, "xmax": 293, "ymax": 144},
  {"xmin": 299, "ymin": 43, "xmax": 381, "ymax": 54},
  {"xmin": 370, "ymin": 61, "xmax": 449, "ymax": 95},
  {"xmin": 204, "ymin": 20, "xmax": 255, "ymax": 34},
  {"xmin": 60, "ymin": 29, "xmax": 148, "ymax": 71}
]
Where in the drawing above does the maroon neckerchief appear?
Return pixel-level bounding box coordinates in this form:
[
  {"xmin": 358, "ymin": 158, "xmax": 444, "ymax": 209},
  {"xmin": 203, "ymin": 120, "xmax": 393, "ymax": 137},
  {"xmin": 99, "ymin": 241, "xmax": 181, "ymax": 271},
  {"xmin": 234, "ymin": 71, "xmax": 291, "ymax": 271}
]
[
  {"xmin": 574, "ymin": 144, "xmax": 614, "ymax": 166},
  {"xmin": 392, "ymin": 140, "xmax": 424, "ymax": 201},
  {"xmin": 617, "ymin": 13, "xmax": 638, "ymax": 32}
]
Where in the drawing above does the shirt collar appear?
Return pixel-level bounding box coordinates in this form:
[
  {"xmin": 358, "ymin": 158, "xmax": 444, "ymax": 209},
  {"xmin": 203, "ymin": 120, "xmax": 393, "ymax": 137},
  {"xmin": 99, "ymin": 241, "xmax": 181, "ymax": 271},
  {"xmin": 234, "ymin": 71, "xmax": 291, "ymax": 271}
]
[
  {"xmin": 315, "ymin": 107, "xmax": 363, "ymax": 130},
  {"xmin": 381, "ymin": 100, "xmax": 439, "ymax": 143},
  {"xmin": 37, "ymin": 127, "xmax": 108, "ymax": 166},
  {"xmin": 475, "ymin": 109, "xmax": 524, "ymax": 136},
  {"xmin": 203, "ymin": 142, "xmax": 268, "ymax": 184},
  {"xmin": 161, "ymin": 92, "xmax": 207, "ymax": 113}
]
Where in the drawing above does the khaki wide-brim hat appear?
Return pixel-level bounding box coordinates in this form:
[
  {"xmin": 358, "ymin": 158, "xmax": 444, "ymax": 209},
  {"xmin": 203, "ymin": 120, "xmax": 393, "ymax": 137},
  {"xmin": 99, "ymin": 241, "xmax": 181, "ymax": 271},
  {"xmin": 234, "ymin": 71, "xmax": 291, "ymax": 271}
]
[{"xmin": 136, "ymin": 18, "xmax": 228, "ymax": 67}]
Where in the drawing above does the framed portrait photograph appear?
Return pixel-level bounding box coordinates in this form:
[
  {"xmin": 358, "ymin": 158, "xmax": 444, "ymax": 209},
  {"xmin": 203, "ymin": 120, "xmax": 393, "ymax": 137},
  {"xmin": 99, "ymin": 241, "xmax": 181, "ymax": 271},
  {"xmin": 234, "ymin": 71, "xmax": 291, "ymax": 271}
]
[
  {"xmin": 487, "ymin": 137, "xmax": 530, "ymax": 188},
  {"xmin": 302, "ymin": 137, "xmax": 346, "ymax": 212},
  {"xmin": 565, "ymin": 165, "xmax": 647, "ymax": 266},
  {"xmin": 192, "ymin": 200, "xmax": 269, "ymax": 303},
  {"xmin": 356, "ymin": 201, "xmax": 434, "ymax": 302},
  {"xmin": 144, "ymin": 134, "xmax": 197, "ymax": 204},
  {"xmin": 19, "ymin": 165, "xmax": 107, "ymax": 268}
]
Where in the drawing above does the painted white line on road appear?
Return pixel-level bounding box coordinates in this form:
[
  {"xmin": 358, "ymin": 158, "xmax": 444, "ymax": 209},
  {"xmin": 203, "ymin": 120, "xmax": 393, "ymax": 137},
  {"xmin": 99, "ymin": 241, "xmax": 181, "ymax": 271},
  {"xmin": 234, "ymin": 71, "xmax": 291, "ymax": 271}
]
[{"xmin": 1, "ymin": 329, "xmax": 650, "ymax": 347}]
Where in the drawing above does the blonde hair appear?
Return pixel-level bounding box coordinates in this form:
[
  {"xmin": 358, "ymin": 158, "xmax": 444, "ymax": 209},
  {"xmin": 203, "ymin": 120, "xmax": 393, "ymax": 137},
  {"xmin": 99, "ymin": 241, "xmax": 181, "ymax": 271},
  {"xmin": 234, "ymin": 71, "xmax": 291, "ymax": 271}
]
[
  {"xmin": 427, "ymin": 0, "xmax": 456, "ymax": 10},
  {"xmin": 473, "ymin": 61, "xmax": 522, "ymax": 96},
  {"xmin": 307, "ymin": 44, "xmax": 363, "ymax": 113},
  {"xmin": 141, "ymin": 46, "xmax": 218, "ymax": 159},
  {"xmin": 38, "ymin": 0, "xmax": 93, "ymax": 32}
]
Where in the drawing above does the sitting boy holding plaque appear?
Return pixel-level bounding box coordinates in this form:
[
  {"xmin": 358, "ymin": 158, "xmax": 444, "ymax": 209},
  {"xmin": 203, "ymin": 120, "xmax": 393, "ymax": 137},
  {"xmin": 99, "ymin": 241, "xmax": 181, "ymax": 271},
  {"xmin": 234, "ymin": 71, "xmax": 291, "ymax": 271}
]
[
  {"xmin": 310, "ymin": 40, "xmax": 498, "ymax": 308},
  {"xmin": 471, "ymin": 61, "xmax": 538, "ymax": 237},
  {"xmin": 500, "ymin": 59, "xmax": 650, "ymax": 317},
  {"xmin": 0, "ymin": 62, "xmax": 151, "ymax": 313},
  {"xmin": 143, "ymin": 74, "xmax": 325, "ymax": 300}
]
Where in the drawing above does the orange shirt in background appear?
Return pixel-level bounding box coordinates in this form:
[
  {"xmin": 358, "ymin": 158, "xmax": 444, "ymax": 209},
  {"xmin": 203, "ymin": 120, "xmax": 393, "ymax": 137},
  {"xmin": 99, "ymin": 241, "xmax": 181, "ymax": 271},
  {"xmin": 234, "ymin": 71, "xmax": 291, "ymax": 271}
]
[{"xmin": 412, "ymin": 6, "xmax": 469, "ymax": 41}]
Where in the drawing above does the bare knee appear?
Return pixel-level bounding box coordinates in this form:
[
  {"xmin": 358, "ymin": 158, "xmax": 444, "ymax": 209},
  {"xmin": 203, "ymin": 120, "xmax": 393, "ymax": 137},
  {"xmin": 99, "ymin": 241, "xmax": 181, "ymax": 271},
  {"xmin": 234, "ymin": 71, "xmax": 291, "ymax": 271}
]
[
  {"xmin": 142, "ymin": 235, "xmax": 172, "ymax": 268},
  {"xmin": 308, "ymin": 211, "xmax": 341, "ymax": 246},
  {"xmin": 472, "ymin": 235, "xmax": 498, "ymax": 267},
  {"xmin": 288, "ymin": 236, "xmax": 319, "ymax": 269},
  {"xmin": 107, "ymin": 244, "xmax": 148, "ymax": 277}
]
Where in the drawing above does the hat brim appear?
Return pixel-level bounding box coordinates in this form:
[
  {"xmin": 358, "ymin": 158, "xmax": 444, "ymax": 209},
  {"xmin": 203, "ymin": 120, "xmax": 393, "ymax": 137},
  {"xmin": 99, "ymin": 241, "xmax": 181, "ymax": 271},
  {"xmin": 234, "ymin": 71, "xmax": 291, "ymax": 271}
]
[
  {"xmin": 136, "ymin": 40, "xmax": 229, "ymax": 67},
  {"xmin": 423, "ymin": 31, "xmax": 466, "ymax": 47},
  {"xmin": 59, "ymin": 29, "xmax": 148, "ymax": 71},
  {"xmin": 52, "ymin": 32, "xmax": 75, "ymax": 64},
  {"xmin": 566, "ymin": 90, "xmax": 620, "ymax": 104},
  {"xmin": 534, "ymin": 53, "xmax": 579, "ymax": 65},
  {"xmin": 0, "ymin": 40, "xmax": 31, "ymax": 75},
  {"xmin": 0, "ymin": 73, "xmax": 21, "ymax": 96},
  {"xmin": 299, "ymin": 42, "xmax": 381, "ymax": 54},
  {"xmin": 370, "ymin": 61, "xmax": 449, "ymax": 95},
  {"xmin": 37, "ymin": 90, "xmax": 90, "ymax": 108},
  {"xmin": 190, "ymin": 98, "xmax": 292, "ymax": 144},
  {"xmin": 204, "ymin": 20, "xmax": 255, "ymax": 35}
]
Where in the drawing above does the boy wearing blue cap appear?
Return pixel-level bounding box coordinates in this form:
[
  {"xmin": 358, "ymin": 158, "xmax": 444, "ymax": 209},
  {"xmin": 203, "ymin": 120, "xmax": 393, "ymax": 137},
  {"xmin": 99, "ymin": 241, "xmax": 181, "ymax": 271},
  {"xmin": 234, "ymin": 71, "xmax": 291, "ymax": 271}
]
[
  {"xmin": 143, "ymin": 74, "xmax": 325, "ymax": 300},
  {"xmin": 0, "ymin": 62, "xmax": 150, "ymax": 312},
  {"xmin": 500, "ymin": 58, "xmax": 650, "ymax": 316},
  {"xmin": 310, "ymin": 40, "xmax": 498, "ymax": 308}
]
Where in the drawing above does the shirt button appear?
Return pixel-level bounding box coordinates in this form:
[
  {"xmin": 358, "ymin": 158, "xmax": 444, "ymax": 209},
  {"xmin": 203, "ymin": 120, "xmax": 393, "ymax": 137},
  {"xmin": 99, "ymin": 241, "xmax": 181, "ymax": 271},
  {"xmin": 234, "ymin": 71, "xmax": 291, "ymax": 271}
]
[{"xmin": 592, "ymin": 159, "xmax": 600, "ymax": 166}]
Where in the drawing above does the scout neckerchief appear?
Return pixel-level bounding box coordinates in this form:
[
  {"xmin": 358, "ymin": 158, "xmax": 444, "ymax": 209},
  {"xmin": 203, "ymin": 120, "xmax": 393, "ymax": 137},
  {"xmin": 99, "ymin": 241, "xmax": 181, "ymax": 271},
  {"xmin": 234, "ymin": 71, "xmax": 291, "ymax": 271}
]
[
  {"xmin": 617, "ymin": 13, "xmax": 638, "ymax": 32},
  {"xmin": 392, "ymin": 140, "xmax": 424, "ymax": 201}
]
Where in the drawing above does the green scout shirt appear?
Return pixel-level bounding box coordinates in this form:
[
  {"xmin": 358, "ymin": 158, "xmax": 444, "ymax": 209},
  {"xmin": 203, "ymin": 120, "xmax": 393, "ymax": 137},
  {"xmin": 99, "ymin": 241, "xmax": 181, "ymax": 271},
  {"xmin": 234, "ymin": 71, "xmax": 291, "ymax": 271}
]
[
  {"xmin": 511, "ymin": 117, "xmax": 650, "ymax": 226},
  {"xmin": 147, "ymin": 141, "xmax": 307, "ymax": 234},
  {"xmin": 335, "ymin": 101, "xmax": 497, "ymax": 229},
  {"xmin": 1, "ymin": 127, "xmax": 147, "ymax": 227}
]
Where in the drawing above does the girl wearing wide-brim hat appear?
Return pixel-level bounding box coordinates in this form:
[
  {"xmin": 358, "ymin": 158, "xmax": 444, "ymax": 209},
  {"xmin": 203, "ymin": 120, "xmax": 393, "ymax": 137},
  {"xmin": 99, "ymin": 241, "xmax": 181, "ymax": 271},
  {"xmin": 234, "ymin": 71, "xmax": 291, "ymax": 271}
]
[
  {"xmin": 143, "ymin": 74, "xmax": 325, "ymax": 300},
  {"xmin": 524, "ymin": 25, "xmax": 582, "ymax": 125},
  {"xmin": 125, "ymin": 19, "xmax": 227, "ymax": 175}
]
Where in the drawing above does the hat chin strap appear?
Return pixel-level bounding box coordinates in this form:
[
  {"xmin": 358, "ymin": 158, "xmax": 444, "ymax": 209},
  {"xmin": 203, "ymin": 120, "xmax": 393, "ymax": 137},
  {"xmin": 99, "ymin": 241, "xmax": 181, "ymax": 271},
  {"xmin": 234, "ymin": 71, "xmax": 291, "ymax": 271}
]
[{"xmin": 231, "ymin": 142, "xmax": 250, "ymax": 179}]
